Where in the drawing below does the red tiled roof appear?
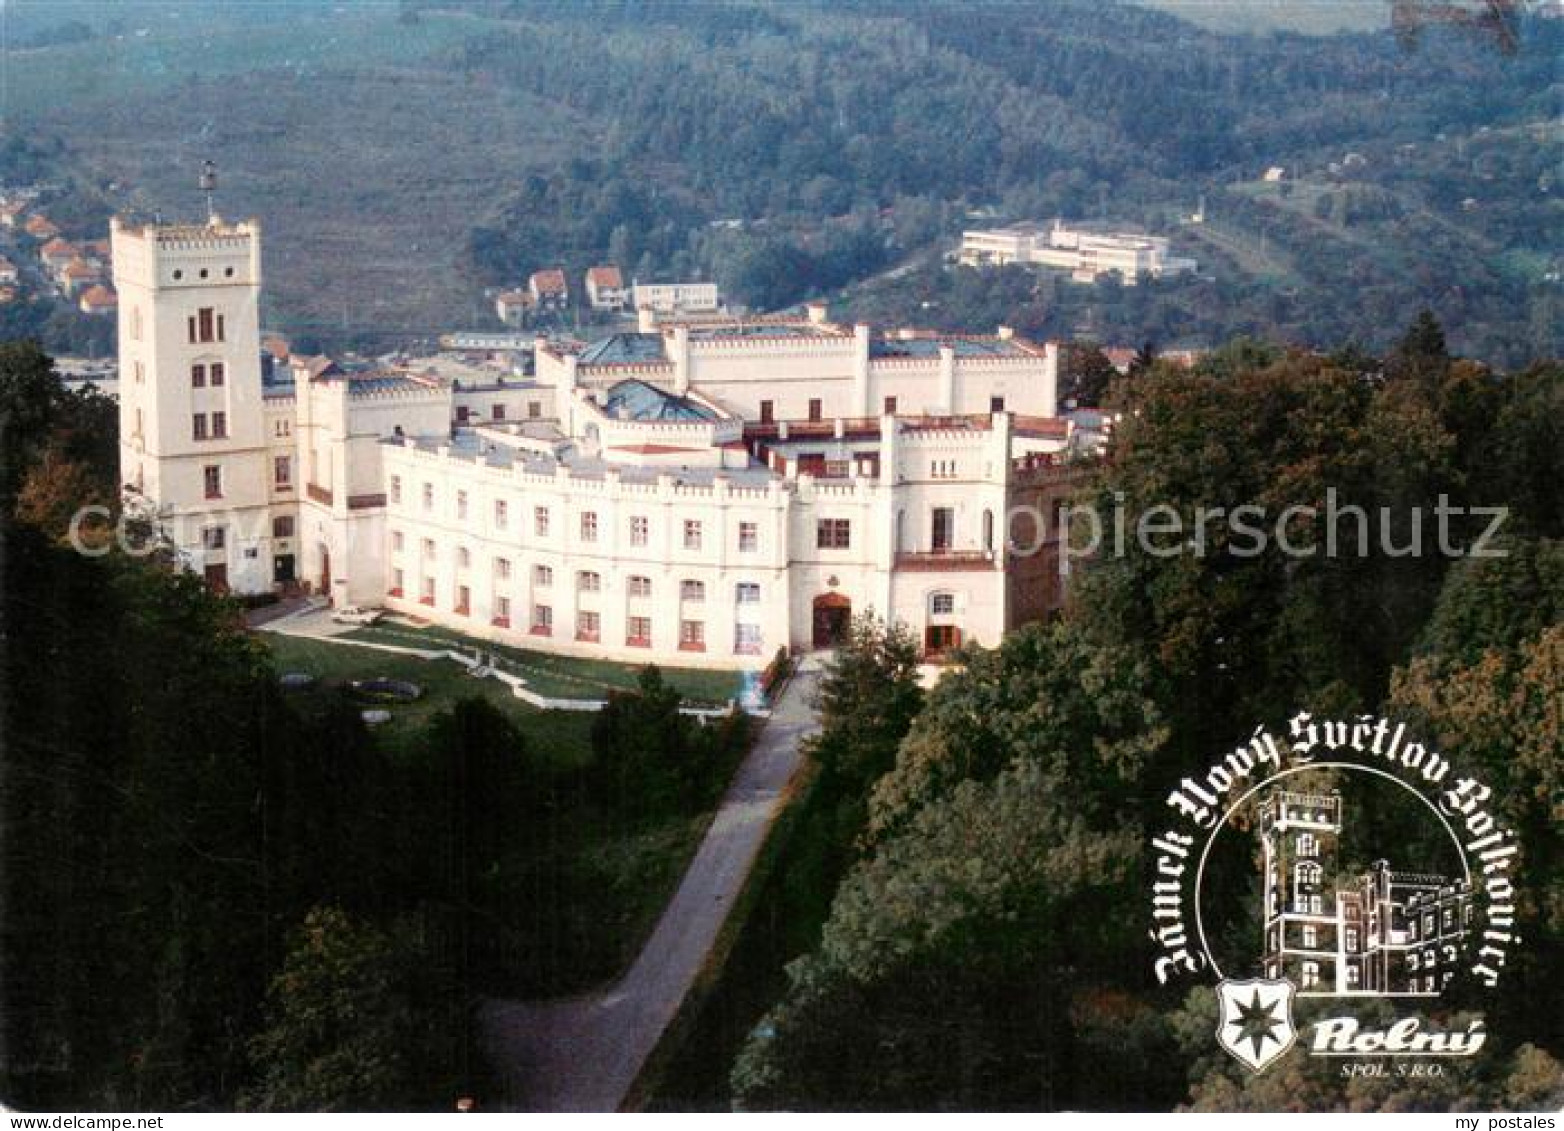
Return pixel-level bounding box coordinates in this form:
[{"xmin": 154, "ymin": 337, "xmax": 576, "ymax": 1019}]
[
  {"xmin": 24, "ymin": 215, "xmax": 58, "ymax": 236},
  {"xmin": 587, "ymin": 265, "xmax": 623, "ymax": 288},
  {"xmin": 78, "ymin": 284, "xmax": 116, "ymax": 309},
  {"xmin": 63, "ymin": 258, "xmax": 100, "ymax": 279},
  {"xmin": 497, "ymin": 289, "xmax": 533, "ymax": 305},
  {"xmin": 530, "ymin": 268, "xmax": 568, "ymax": 295},
  {"xmin": 41, "ymin": 237, "xmax": 76, "ymax": 258}
]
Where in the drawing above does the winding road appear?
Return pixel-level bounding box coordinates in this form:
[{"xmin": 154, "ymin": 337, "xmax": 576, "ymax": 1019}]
[{"xmin": 479, "ymin": 661, "xmax": 822, "ymax": 1111}]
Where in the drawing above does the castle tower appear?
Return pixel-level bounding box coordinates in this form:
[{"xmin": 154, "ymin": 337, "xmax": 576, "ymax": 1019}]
[
  {"xmin": 112, "ymin": 211, "xmax": 274, "ymax": 592},
  {"xmin": 1259, "ymin": 790, "xmax": 1343, "ymax": 994}
]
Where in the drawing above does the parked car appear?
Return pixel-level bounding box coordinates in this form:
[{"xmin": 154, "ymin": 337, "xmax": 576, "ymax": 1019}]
[{"xmin": 330, "ymin": 605, "xmax": 384, "ymax": 625}]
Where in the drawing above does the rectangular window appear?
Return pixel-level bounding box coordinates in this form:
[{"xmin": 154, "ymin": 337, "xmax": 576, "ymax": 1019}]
[
  {"xmin": 577, "ymin": 571, "xmax": 601, "ymax": 593},
  {"xmin": 630, "ymin": 515, "xmax": 649, "ymax": 547},
  {"xmin": 532, "ymin": 604, "xmax": 553, "ymax": 634},
  {"xmin": 203, "ymin": 465, "xmax": 222, "ymax": 499},
  {"xmin": 628, "ymin": 575, "xmax": 652, "ymax": 598},
  {"xmin": 930, "ymin": 592, "xmax": 956, "ymax": 616},
  {"xmin": 883, "ymin": 395, "xmax": 897, "ymax": 414},
  {"xmin": 494, "ymin": 595, "xmax": 511, "ymax": 623},
  {"xmin": 681, "ymin": 579, "xmax": 705, "ymax": 602},
  {"xmin": 680, "ymin": 620, "xmax": 705, "ymax": 650},
  {"xmin": 576, "ymin": 610, "xmax": 600, "ymax": 641},
  {"xmin": 458, "ymin": 546, "xmax": 471, "ymax": 569},
  {"xmin": 211, "ymin": 411, "xmax": 228, "ymax": 439},
  {"xmin": 202, "ymin": 526, "xmax": 225, "ymax": 550},
  {"xmin": 391, "ymin": 530, "xmax": 404, "ymax": 552},
  {"xmin": 191, "ymin": 363, "xmax": 207, "ymax": 388},
  {"xmin": 738, "ymin": 521, "xmax": 758, "ymax": 552},
  {"xmin": 817, "ymin": 518, "xmax": 851, "ymax": 549},
  {"xmin": 528, "ymin": 401, "xmax": 542, "ymax": 419},
  {"xmin": 492, "ymin": 403, "xmax": 506, "ymax": 421},
  {"xmin": 494, "ymin": 499, "xmax": 508, "ymax": 529},
  {"xmin": 456, "ymin": 490, "xmax": 469, "ymax": 520},
  {"xmin": 495, "ymin": 557, "xmax": 511, "ymax": 580},
  {"xmin": 580, "ymin": 511, "xmax": 598, "ymax": 542},
  {"xmin": 420, "ymin": 576, "xmax": 436, "ymax": 605},
  {"xmin": 273, "ymin": 516, "xmax": 295, "ymax": 539},
  {"xmin": 456, "ymin": 405, "xmax": 471, "ymax": 424},
  {"xmin": 390, "ymin": 475, "xmax": 402, "ymax": 504},
  {"xmin": 626, "ymin": 616, "xmax": 651, "ymax": 646},
  {"xmin": 422, "ymin": 483, "xmax": 434, "ymax": 511},
  {"xmin": 455, "ymin": 585, "xmax": 471, "ymax": 615},
  {"xmin": 736, "ymin": 582, "xmax": 761, "ymax": 604},
  {"xmin": 734, "ymin": 622, "xmax": 762, "ymax": 654},
  {"xmin": 807, "ymin": 398, "xmax": 823, "ymax": 422},
  {"xmin": 759, "ymin": 399, "xmax": 774, "ymax": 424},
  {"xmin": 392, "ymin": 567, "xmax": 404, "ymax": 595},
  {"xmin": 274, "ymin": 455, "xmax": 291, "ymax": 488},
  {"xmin": 534, "ymin": 506, "xmax": 551, "ymax": 537},
  {"xmin": 683, "ymin": 520, "xmax": 702, "ymax": 551},
  {"xmin": 192, "ymin": 413, "xmax": 208, "ymax": 441},
  {"xmin": 533, "ymin": 564, "xmax": 553, "ymax": 587},
  {"xmin": 210, "ymin": 362, "xmax": 225, "ymax": 387},
  {"xmin": 423, "ymin": 538, "xmax": 436, "ymax": 561},
  {"xmin": 931, "ymin": 507, "xmax": 954, "ymax": 551},
  {"xmin": 989, "ymin": 395, "xmax": 1005, "ymax": 412}
]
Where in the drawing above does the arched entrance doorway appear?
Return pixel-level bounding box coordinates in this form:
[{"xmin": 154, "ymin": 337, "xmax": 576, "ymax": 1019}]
[{"xmin": 812, "ymin": 592, "xmax": 851, "ymax": 648}]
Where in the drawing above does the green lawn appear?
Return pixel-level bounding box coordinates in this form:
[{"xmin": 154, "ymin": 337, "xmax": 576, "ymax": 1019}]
[
  {"xmin": 263, "ymin": 633, "xmax": 595, "ymax": 768},
  {"xmin": 260, "ymin": 629, "xmax": 739, "ymax": 995},
  {"xmin": 343, "ymin": 621, "xmax": 748, "ymax": 706}
]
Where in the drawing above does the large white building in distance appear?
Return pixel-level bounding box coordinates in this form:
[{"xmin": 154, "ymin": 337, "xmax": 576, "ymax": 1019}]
[
  {"xmin": 960, "ymin": 219, "xmax": 1197, "ymax": 284},
  {"xmin": 114, "ymin": 213, "xmax": 1084, "ymax": 668}
]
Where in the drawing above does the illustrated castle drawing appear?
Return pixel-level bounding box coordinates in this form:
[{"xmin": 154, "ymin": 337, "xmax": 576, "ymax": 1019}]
[
  {"xmin": 113, "ymin": 210, "xmax": 1087, "ymax": 669},
  {"xmin": 1259, "ymin": 789, "xmax": 1473, "ymax": 997}
]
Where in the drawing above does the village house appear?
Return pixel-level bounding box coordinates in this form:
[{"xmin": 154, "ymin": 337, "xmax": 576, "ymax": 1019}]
[
  {"xmin": 529, "ymin": 268, "xmax": 569, "ymax": 312},
  {"xmin": 584, "ymin": 265, "xmax": 628, "ymax": 312}
]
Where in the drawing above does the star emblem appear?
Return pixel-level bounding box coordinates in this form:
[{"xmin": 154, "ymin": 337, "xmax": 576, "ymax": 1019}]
[
  {"xmin": 1215, "ymin": 977, "xmax": 1297, "ymax": 1072},
  {"xmin": 1230, "ymin": 988, "xmax": 1286, "ymax": 1059}
]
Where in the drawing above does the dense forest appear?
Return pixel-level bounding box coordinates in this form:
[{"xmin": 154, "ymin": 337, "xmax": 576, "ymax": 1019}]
[{"xmin": 8, "ymin": 1, "xmax": 1558, "ymax": 360}]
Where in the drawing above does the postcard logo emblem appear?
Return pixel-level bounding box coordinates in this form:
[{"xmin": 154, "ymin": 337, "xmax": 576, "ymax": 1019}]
[
  {"xmin": 1216, "ymin": 977, "xmax": 1297, "ymax": 1073},
  {"xmin": 1147, "ymin": 711, "xmax": 1524, "ymax": 1075}
]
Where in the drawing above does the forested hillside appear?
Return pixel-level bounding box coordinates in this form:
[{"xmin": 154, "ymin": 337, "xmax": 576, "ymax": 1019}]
[
  {"xmin": 8, "ymin": 1, "xmax": 1558, "ymax": 361},
  {"xmin": 723, "ymin": 321, "xmax": 1564, "ymax": 1112}
]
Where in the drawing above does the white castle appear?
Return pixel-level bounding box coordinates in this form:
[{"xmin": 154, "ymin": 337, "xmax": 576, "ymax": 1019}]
[{"xmin": 114, "ymin": 212, "xmax": 1083, "ymax": 669}]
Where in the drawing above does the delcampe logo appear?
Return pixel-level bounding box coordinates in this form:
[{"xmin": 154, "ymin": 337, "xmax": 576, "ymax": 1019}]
[{"xmin": 1150, "ymin": 712, "xmax": 1519, "ymax": 1075}]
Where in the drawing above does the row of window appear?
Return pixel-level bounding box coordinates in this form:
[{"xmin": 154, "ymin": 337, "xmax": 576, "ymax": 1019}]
[
  {"xmin": 201, "ymin": 515, "xmax": 297, "ymax": 550},
  {"xmin": 192, "ymin": 412, "xmax": 229, "ymax": 441},
  {"xmin": 754, "ymin": 395, "xmax": 1005, "ymax": 424},
  {"xmin": 391, "ymin": 532, "xmax": 765, "ymax": 603},
  {"xmin": 454, "ymin": 402, "xmax": 544, "ymax": 423},
  {"xmin": 389, "ymin": 573, "xmax": 764, "ymax": 654},
  {"xmin": 390, "ymin": 478, "xmax": 863, "ymax": 555},
  {"xmin": 393, "ymin": 479, "xmax": 824, "ymax": 554},
  {"xmin": 191, "ymin": 362, "xmax": 226, "ymax": 388}
]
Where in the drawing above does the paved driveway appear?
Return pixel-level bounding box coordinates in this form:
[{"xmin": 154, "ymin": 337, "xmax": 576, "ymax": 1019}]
[{"xmin": 479, "ymin": 662, "xmax": 822, "ymax": 1111}]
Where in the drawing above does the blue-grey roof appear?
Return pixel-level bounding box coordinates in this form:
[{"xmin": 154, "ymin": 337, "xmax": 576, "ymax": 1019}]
[
  {"xmin": 602, "ymin": 379, "xmax": 717, "ymax": 423},
  {"xmin": 870, "ymin": 336, "xmax": 1029, "ymax": 359},
  {"xmin": 577, "ymin": 333, "xmax": 668, "ymax": 365}
]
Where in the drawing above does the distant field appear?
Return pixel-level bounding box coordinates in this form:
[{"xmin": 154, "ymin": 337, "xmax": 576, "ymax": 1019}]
[
  {"xmin": 20, "ymin": 6, "xmax": 581, "ymax": 332},
  {"xmin": 1132, "ymin": 0, "xmax": 1388, "ymax": 35}
]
